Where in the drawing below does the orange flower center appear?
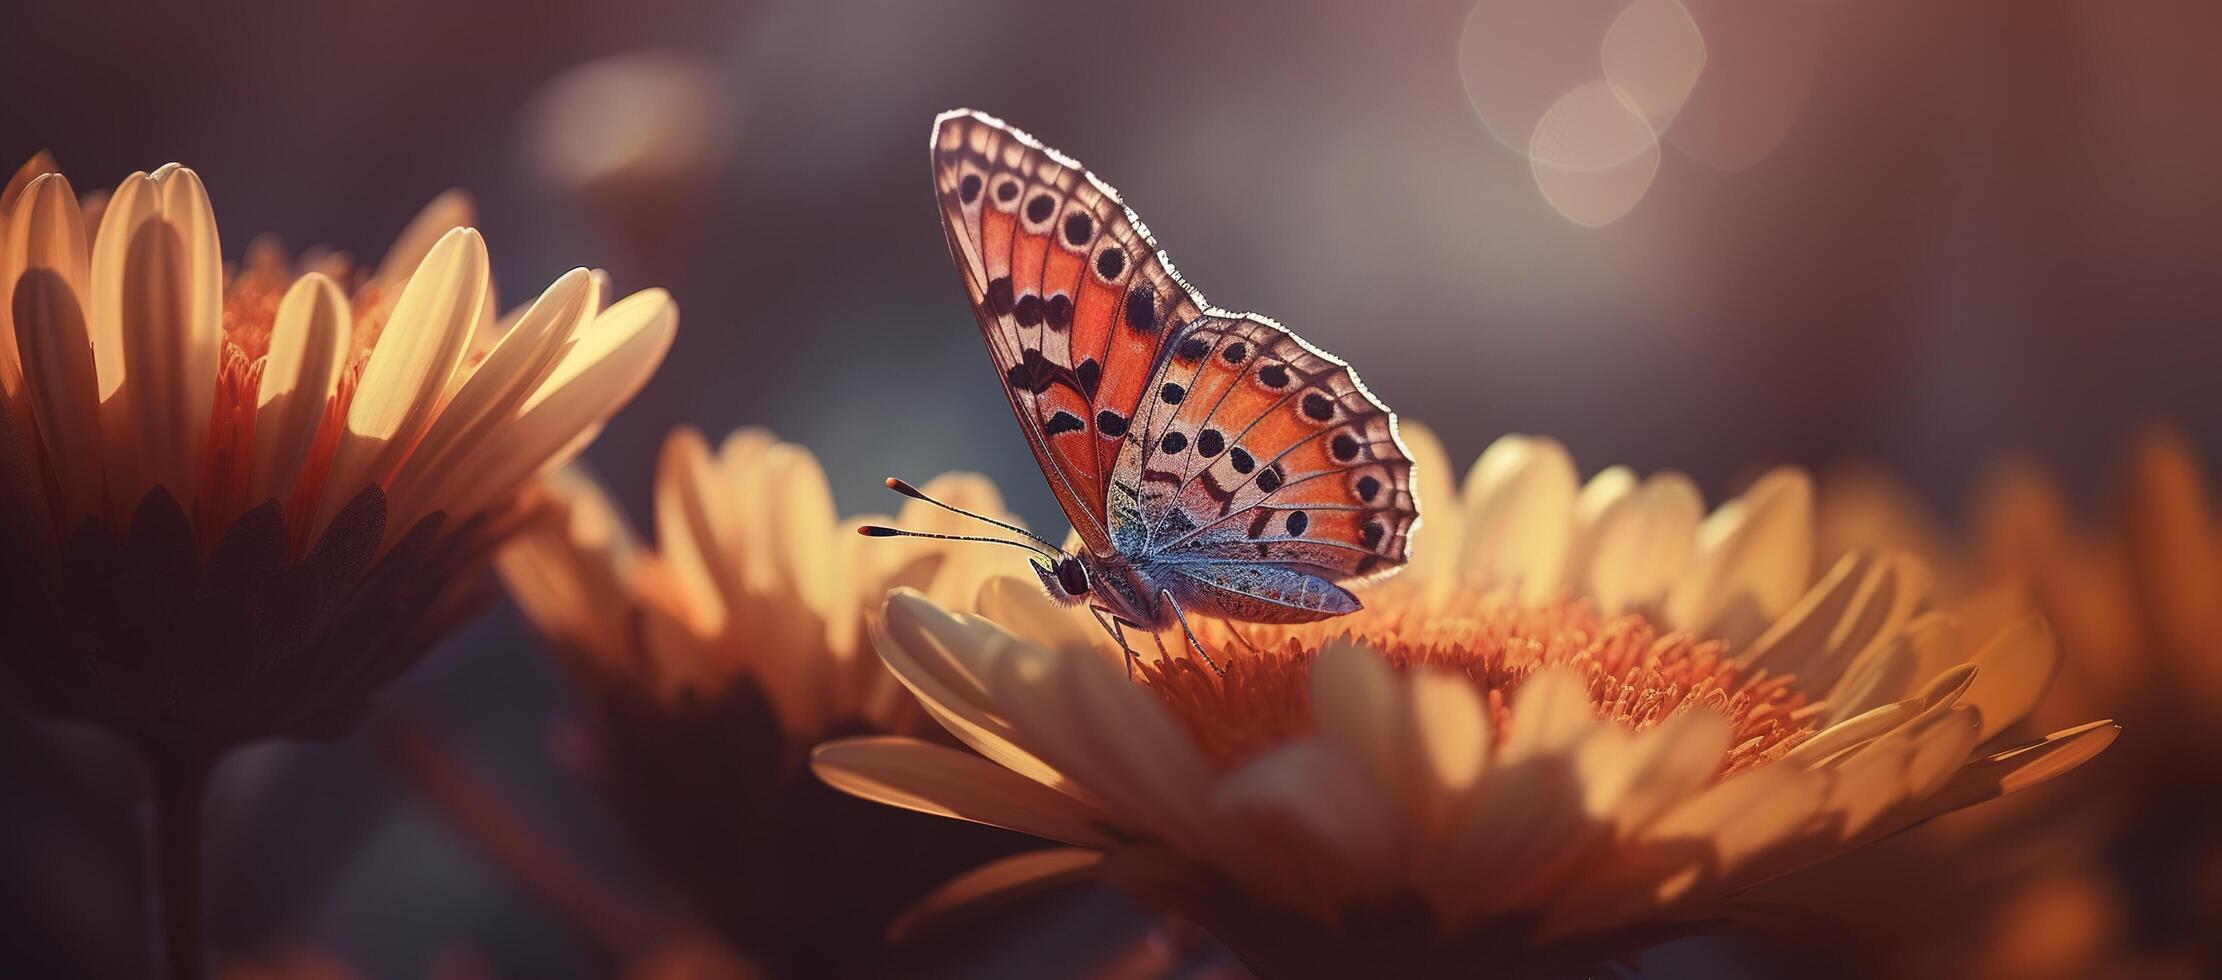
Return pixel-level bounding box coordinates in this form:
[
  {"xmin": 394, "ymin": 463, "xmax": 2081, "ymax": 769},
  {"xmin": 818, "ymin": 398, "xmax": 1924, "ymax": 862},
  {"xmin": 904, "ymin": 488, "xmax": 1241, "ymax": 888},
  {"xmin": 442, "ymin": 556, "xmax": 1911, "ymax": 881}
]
[
  {"xmin": 199, "ymin": 249, "xmax": 389, "ymax": 539},
  {"xmin": 1144, "ymin": 590, "xmax": 1816, "ymax": 777}
]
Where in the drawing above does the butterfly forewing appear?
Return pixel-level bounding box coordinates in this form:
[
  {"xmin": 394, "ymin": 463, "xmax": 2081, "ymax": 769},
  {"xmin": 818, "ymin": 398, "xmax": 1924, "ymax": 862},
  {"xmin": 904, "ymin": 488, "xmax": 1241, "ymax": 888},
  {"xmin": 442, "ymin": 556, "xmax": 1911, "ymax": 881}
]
[
  {"xmin": 931, "ymin": 109, "xmax": 1202, "ymax": 555},
  {"xmin": 931, "ymin": 108, "xmax": 1416, "ymax": 601}
]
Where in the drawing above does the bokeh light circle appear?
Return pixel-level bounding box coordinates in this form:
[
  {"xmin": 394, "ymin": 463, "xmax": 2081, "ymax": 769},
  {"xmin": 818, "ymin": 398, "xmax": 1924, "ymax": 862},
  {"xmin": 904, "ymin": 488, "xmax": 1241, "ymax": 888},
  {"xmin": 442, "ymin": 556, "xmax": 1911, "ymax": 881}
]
[
  {"xmin": 1529, "ymin": 80, "xmax": 1663, "ymax": 227},
  {"xmin": 1602, "ymin": 0, "xmax": 1708, "ymax": 133},
  {"xmin": 1663, "ymin": 0, "xmax": 1822, "ymax": 172},
  {"xmin": 1458, "ymin": 0, "xmax": 1632, "ymax": 153}
]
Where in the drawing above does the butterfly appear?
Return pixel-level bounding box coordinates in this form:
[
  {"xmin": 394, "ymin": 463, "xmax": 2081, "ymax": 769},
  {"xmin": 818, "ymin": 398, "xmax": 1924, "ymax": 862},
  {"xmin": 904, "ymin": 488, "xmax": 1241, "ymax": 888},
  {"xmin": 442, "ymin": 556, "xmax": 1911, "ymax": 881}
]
[{"xmin": 865, "ymin": 109, "xmax": 1418, "ymax": 669}]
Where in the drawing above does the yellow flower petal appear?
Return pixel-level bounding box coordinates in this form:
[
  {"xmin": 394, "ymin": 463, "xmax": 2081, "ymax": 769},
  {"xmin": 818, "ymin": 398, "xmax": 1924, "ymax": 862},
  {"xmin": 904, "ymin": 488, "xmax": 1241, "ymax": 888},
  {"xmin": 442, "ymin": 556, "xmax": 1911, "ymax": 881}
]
[
  {"xmin": 1667, "ymin": 466, "xmax": 1814, "ymax": 646},
  {"xmin": 1458, "ymin": 434, "xmax": 1577, "ymax": 600},
  {"xmin": 1961, "ymin": 615, "xmax": 2061, "ymax": 742},
  {"xmin": 319, "ymin": 226, "xmax": 487, "ymax": 537},
  {"xmin": 11, "ymin": 269, "xmax": 102, "ymax": 528},
  {"xmin": 887, "ymin": 848, "xmax": 1103, "ymax": 943},
  {"xmin": 1575, "ymin": 467, "xmax": 1702, "ymax": 615},
  {"xmin": 118, "ymin": 219, "xmax": 204, "ymax": 500},
  {"xmin": 811, "ymin": 736, "xmax": 1116, "ymax": 848},
  {"xmin": 441, "ymin": 286, "xmax": 674, "ymax": 520},
  {"xmin": 247, "ymin": 272, "xmax": 351, "ymax": 508},
  {"xmin": 384, "ymin": 266, "xmax": 595, "ymax": 528},
  {"xmin": 0, "ymin": 173, "xmax": 88, "ymax": 446}
]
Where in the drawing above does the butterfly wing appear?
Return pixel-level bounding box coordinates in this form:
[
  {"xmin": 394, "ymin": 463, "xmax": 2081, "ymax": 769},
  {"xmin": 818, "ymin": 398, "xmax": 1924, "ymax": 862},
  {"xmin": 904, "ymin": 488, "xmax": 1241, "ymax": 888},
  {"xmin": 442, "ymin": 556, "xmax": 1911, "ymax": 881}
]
[
  {"xmin": 930, "ymin": 109, "xmax": 1204, "ymax": 555},
  {"xmin": 1120, "ymin": 313, "xmax": 1419, "ymax": 584}
]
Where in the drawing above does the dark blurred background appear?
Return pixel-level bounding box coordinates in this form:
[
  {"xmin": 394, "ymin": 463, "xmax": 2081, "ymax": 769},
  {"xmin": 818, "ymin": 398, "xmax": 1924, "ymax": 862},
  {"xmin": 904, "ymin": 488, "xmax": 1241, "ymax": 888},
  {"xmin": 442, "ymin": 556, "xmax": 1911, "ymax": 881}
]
[{"xmin": 1, "ymin": 0, "xmax": 2216, "ymax": 976}]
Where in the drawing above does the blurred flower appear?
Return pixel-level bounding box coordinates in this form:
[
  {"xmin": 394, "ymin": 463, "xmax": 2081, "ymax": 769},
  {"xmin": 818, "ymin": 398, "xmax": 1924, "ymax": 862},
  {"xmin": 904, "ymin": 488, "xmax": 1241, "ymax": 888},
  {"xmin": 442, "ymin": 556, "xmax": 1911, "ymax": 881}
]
[
  {"xmin": 526, "ymin": 50, "xmax": 736, "ymax": 201},
  {"xmin": 523, "ymin": 50, "xmax": 735, "ymax": 278},
  {"xmin": 0, "ymin": 153, "xmax": 677, "ymax": 752},
  {"xmin": 812, "ymin": 424, "xmax": 2115, "ymax": 979},
  {"xmin": 0, "ymin": 152, "xmax": 676, "ymax": 977},
  {"xmin": 497, "ymin": 428, "xmax": 1030, "ymax": 977},
  {"xmin": 1784, "ymin": 430, "xmax": 2222, "ymax": 978}
]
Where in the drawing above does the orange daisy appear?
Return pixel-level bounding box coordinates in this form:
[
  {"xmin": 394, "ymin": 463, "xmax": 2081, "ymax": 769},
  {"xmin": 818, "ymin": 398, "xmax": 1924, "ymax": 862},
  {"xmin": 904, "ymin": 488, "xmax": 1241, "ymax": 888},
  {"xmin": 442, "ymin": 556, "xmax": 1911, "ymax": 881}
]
[
  {"xmin": 813, "ymin": 425, "xmax": 2116, "ymax": 979},
  {"xmin": 0, "ymin": 154, "xmax": 674, "ymax": 977},
  {"xmin": 1777, "ymin": 430, "xmax": 2222, "ymax": 978},
  {"xmin": 497, "ymin": 428, "xmax": 1034, "ymax": 976}
]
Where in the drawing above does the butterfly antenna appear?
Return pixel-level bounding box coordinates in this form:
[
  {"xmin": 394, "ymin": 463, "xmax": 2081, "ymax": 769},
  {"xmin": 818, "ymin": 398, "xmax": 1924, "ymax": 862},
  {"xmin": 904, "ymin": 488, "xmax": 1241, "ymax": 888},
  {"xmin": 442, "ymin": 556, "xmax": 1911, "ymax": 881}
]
[
  {"xmin": 856, "ymin": 524, "xmax": 1057, "ymax": 559},
  {"xmin": 880, "ymin": 477, "xmax": 1063, "ymax": 553}
]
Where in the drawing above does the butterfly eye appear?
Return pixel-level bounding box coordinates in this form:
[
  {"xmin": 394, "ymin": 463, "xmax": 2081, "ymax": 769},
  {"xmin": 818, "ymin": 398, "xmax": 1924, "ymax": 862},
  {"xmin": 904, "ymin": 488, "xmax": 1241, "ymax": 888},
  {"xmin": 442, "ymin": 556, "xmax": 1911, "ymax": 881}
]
[{"xmin": 1056, "ymin": 558, "xmax": 1090, "ymax": 596}]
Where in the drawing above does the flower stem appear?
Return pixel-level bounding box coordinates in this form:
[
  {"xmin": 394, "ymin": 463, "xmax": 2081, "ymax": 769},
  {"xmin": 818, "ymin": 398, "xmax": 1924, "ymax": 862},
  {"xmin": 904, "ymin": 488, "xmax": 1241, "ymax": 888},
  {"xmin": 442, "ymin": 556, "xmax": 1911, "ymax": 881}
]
[
  {"xmin": 146, "ymin": 743, "xmax": 216, "ymax": 980},
  {"xmin": 376, "ymin": 714, "xmax": 666, "ymax": 961}
]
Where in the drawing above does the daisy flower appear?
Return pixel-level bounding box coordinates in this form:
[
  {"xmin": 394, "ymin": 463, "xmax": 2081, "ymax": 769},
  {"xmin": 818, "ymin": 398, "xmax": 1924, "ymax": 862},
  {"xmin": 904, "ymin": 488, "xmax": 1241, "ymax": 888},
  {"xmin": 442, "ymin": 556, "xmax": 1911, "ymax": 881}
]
[
  {"xmin": 1777, "ymin": 430, "xmax": 2221, "ymax": 978},
  {"xmin": 0, "ymin": 154, "xmax": 674, "ymax": 978},
  {"xmin": 497, "ymin": 428, "xmax": 1032, "ymax": 977},
  {"xmin": 812, "ymin": 424, "xmax": 2116, "ymax": 979}
]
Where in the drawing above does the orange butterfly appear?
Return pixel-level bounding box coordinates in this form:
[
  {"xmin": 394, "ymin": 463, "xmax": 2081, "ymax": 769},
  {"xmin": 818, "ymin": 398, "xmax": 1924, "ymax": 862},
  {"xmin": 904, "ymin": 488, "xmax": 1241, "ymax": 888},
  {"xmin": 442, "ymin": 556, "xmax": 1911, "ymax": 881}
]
[{"xmin": 867, "ymin": 110, "xmax": 1418, "ymax": 669}]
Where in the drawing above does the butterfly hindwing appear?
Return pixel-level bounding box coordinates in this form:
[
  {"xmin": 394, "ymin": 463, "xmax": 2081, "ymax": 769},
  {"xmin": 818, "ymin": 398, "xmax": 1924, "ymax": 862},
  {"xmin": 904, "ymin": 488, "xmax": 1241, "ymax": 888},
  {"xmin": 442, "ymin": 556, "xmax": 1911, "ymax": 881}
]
[
  {"xmin": 1122, "ymin": 314, "xmax": 1418, "ymax": 580},
  {"xmin": 931, "ymin": 109, "xmax": 1202, "ymax": 554}
]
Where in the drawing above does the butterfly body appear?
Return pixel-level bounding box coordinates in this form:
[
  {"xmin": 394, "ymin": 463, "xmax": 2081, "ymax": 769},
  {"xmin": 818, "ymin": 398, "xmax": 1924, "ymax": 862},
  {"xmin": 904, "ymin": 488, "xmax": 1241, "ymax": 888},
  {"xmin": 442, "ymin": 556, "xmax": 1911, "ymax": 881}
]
[
  {"xmin": 927, "ymin": 109, "xmax": 1417, "ymax": 655},
  {"xmin": 1033, "ymin": 547, "xmax": 1361, "ymax": 631}
]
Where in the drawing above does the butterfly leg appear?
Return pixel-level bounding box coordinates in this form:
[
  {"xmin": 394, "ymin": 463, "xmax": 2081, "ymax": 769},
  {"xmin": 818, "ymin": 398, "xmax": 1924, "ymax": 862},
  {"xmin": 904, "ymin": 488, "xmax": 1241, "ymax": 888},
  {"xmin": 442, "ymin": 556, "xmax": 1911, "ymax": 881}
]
[
  {"xmin": 1088, "ymin": 603, "xmax": 1144, "ymax": 678},
  {"xmin": 1226, "ymin": 625, "xmax": 1264, "ymax": 657},
  {"xmin": 1158, "ymin": 589, "xmax": 1223, "ymax": 674}
]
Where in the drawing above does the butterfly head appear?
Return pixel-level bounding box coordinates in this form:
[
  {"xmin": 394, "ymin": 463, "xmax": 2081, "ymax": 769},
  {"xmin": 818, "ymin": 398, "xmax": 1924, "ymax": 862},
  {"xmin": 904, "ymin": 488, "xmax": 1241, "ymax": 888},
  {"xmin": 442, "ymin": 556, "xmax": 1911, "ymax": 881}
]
[
  {"xmin": 1031, "ymin": 554, "xmax": 1092, "ymax": 606},
  {"xmin": 864, "ymin": 476, "xmax": 1092, "ymax": 599}
]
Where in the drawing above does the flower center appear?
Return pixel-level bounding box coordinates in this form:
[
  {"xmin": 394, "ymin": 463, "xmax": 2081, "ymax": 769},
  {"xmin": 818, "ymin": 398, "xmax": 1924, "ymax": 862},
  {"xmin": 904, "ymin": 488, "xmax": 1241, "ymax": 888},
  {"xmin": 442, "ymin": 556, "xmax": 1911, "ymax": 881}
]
[{"xmin": 1142, "ymin": 590, "xmax": 1816, "ymax": 777}]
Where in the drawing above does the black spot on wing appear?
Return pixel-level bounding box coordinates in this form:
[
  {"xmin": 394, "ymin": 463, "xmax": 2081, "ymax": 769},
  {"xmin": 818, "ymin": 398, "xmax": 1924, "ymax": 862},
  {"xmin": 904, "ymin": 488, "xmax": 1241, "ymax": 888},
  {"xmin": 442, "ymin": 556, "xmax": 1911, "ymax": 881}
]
[
  {"xmin": 1302, "ymin": 392, "xmax": 1335, "ymax": 421},
  {"xmin": 1076, "ymin": 358, "xmax": 1101, "ymax": 398},
  {"xmin": 1125, "ymin": 284, "xmax": 1159, "ymax": 333}
]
